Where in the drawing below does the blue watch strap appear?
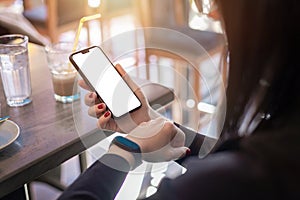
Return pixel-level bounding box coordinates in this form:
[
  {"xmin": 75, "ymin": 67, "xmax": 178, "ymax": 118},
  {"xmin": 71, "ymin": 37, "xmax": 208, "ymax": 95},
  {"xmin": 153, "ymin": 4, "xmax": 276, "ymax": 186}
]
[{"xmin": 110, "ymin": 136, "xmax": 142, "ymax": 169}]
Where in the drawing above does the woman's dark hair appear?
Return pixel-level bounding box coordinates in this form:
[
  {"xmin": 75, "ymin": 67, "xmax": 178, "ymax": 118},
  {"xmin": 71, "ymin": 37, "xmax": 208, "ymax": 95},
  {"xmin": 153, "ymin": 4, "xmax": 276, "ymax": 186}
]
[
  {"xmin": 216, "ymin": 0, "xmax": 299, "ymax": 134},
  {"xmin": 204, "ymin": 1, "xmax": 300, "ymax": 196}
]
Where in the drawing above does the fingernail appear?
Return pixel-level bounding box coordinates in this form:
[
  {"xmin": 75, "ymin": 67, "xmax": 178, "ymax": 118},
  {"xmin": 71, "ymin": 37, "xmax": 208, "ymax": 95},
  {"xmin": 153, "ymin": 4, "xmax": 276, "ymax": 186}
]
[
  {"xmin": 89, "ymin": 93, "xmax": 93, "ymax": 98},
  {"xmin": 104, "ymin": 111, "xmax": 110, "ymax": 118},
  {"xmin": 98, "ymin": 104, "xmax": 104, "ymax": 109},
  {"xmin": 186, "ymin": 149, "xmax": 191, "ymax": 156}
]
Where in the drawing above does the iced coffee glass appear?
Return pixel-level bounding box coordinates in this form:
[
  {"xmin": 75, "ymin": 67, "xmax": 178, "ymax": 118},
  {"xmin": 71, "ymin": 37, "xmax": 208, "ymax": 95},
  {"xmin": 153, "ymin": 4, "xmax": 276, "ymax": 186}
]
[{"xmin": 45, "ymin": 42, "xmax": 80, "ymax": 103}]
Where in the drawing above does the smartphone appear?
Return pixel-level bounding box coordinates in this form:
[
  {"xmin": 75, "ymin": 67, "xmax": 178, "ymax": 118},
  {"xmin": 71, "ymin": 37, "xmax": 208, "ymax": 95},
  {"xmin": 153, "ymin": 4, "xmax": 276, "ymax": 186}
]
[{"xmin": 69, "ymin": 46, "xmax": 141, "ymax": 118}]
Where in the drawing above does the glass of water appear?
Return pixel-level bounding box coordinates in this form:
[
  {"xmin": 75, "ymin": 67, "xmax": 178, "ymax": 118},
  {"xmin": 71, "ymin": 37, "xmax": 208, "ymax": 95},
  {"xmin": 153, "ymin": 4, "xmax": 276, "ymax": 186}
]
[{"xmin": 0, "ymin": 34, "xmax": 32, "ymax": 107}]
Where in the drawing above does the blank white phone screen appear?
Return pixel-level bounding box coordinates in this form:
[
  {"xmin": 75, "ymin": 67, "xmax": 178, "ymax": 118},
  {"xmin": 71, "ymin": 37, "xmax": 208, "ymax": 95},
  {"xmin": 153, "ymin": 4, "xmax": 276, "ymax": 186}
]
[{"xmin": 73, "ymin": 47, "xmax": 141, "ymax": 117}]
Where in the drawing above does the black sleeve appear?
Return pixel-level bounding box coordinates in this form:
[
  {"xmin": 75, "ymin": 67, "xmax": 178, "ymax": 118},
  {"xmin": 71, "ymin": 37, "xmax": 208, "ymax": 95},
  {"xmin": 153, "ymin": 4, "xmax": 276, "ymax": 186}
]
[
  {"xmin": 145, "ymin": 151, "xmax": 275, "ymax": 200},
  {"xmin": 58, "ymin": 154, "xmax": 130, "ymax": 200},
  {"xmin": 58, "ymin": 132, "xmax": 274, "ymax": 200},
  {"xmin": 174, "ymin": 122, "xmax": 216, "ymax": 164}
]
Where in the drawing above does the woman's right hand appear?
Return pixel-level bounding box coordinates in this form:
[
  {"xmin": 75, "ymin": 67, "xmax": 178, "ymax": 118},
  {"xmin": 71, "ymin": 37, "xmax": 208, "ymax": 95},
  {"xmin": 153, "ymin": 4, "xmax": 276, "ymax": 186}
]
[
  {"xmin": 79, "ymin": 64, "xmax": 162, "ymax": 134},
  {"xmin": 127, "ymin": 117, "xmax": 189, "ymax": 162}
]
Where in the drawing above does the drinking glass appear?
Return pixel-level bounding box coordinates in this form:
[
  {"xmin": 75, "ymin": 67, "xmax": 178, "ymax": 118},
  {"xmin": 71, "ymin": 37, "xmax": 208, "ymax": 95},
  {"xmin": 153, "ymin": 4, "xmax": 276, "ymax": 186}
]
[
  {"xmin": 0, "ymin": 34, "xmax": 32, "ymax": 107},
  {"xmin": 45, "ymin": 42, "xmax": 80, "ymax": 103}
]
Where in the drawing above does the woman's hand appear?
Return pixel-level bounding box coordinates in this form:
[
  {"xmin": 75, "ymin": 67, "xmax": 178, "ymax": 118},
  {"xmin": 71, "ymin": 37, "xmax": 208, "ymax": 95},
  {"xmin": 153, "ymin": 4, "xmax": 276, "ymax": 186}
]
[
  {"xmin": 127, "ymin": 117, "xmax": 189, "ymax": 162},
  {"xmin": 107, "ymin": 118, "xmax": 189, "ymax": 169},
  {"xmin": 78, "ymin": 64, "xmax": 161, "ymax": 133}
]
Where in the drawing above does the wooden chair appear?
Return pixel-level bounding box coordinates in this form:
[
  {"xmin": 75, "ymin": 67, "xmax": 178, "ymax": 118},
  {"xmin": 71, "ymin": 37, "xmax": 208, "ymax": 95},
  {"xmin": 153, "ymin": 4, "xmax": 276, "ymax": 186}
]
[
  {"xmin": 96, "ymin": 0, "xmax": 142, "ymax": 65},
  {"xmin": 136, "ymin": 0, "xmax": 225, "ymax": 99},
  {"xmin": 99, "ymin": 0, "xmax": 139, "ymax": 41},
  {"xmin": 23, "ymin": 0, "xmax": 91, "ymax": 43}
]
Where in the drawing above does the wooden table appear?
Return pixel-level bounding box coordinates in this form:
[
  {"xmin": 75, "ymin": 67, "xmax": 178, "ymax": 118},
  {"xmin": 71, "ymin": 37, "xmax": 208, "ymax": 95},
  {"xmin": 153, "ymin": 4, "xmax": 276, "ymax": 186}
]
[{"xmin": 0, "ymin": 43, "xmax": 174, "ymax": 198}]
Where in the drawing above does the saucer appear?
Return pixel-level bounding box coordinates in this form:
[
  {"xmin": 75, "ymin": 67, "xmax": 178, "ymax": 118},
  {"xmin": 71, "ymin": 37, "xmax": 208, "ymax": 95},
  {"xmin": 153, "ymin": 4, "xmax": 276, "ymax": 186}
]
[{"xmin": 0, "ymin": 120, "xmax": 20, "ymax": 151}]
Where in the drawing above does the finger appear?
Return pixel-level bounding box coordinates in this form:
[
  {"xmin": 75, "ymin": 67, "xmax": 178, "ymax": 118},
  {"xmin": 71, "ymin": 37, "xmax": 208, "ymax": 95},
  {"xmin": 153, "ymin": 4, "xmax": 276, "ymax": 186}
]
[
  {"xmin": 115, "ymin": 64, "xmax": 148, "ymax": 107},
  {"xmin": 171, "ymin": 128, "xmax": 185, "ymax": 148},
  {"xmin": 78, "ymin": 79, "xmax": 92, "ymax": 91},
  {"xmin": 84, "ymin": 92, "xmax": 98, "ymax": 107},
  {"xmin": 115, "ymin": 63, "xmax": 126, "ymax": 77},
  {"xmin": 170, "ymin": 147, "xmax": 190, "ymax": 161},
  {"xmin": 97, "ymin": 111, "xmax": 112, "ymax": 129},
  {"xmin": 88, "ymin": 103, "xmax": 106, "ymax": 118},
  {"xmin": 115, "ymin": 64, "xmax": 139, "ymax": 92}
]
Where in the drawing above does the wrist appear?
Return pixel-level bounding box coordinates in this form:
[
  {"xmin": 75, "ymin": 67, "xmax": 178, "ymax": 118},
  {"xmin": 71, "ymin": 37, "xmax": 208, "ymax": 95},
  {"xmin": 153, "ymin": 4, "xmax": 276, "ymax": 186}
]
[
  {"xmin": 127, "ymin": 117, "xmax": 168, "ymax": 154},
  {"xmin": 108, "ymin": 136, "xmax": 142, "ymax": 170},
  {"xmin": 108, "ymin": 144, "xmax": 136, "ymax": 169}
]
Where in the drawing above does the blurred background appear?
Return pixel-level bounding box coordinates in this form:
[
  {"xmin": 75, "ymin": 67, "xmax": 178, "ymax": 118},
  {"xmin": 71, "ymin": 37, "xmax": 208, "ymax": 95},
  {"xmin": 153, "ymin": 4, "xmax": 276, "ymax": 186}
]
[{"xmin": 0, "ymin": 0, "xmax": 226, "ymax": 199}]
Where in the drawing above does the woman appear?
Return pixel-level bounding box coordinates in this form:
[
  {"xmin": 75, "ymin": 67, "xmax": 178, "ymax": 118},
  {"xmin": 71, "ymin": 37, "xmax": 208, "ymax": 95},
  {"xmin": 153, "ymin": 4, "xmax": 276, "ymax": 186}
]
[{"xmin": 59, "ymin": 0, "xmax": 299, "ymax": 199}]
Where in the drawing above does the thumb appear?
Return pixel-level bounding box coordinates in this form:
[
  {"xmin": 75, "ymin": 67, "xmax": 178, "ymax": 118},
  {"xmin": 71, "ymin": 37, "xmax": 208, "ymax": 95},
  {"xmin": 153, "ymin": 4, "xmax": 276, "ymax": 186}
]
[
  {"xmin": 115, "ymin": 63, "xmax": 139, "ymax": 91},
  {"xmin": 170, "ymin": 147, "xmax": 190, "ymax": 160},
  {"xmin": 114, "ymin": 63, "xmax": 126, "ymax": 77}
]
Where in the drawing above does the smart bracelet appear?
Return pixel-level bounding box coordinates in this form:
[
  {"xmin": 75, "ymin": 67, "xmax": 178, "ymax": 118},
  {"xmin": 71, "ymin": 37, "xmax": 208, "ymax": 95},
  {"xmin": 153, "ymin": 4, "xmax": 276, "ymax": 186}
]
[{"xmin": 110, "ymin": 136, "xmax": 142, "ymax": 169}]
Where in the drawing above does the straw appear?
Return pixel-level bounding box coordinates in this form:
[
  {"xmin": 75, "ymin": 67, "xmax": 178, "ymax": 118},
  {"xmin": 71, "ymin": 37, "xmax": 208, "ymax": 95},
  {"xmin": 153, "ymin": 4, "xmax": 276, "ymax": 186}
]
[
  {"xmin": 69, "ymin": 14, "xmax": 101, "ymax": 71},
  {"xmin": 72, "ymin": 14, "xmax": 101, "ymax": 52}
]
